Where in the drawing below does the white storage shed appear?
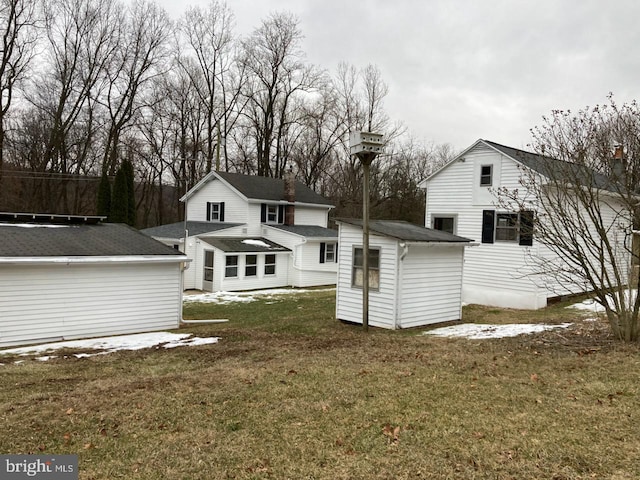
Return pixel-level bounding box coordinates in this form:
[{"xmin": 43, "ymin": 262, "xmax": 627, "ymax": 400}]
[
  {"xmin": 336, "ymin": 219, "xmax": 473, "ymax": 329},
  {"xmin": 0, "ymin": 213, "xmax": 188, "ymax": 348}
]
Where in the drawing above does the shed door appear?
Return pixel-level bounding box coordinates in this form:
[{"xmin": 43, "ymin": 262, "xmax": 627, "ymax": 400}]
[{"xmin": 203, "ymin": 250, "xmax": 214, "ymax": 292}]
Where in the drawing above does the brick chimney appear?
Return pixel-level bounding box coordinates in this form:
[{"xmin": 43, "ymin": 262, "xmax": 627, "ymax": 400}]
[
  {"xmin": 284, "ymin": 166, "xmax": 295, "ymax": 226},
  {"xmin": 612, "ymin": 144, "xmax": 624, "ymax": 179}
]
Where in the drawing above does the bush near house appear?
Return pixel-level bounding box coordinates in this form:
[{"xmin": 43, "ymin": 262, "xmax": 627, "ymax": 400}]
[{"xmin": 0, "ymin": 290, "xmax": 638, "ymax": 479}]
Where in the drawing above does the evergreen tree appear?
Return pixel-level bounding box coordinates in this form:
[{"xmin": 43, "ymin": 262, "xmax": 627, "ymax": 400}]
[
  {"xmin": 110, "ymin": 166, "xmax": 129, "ymax": 223},
  {"xmin": 121, "ymin": 159, "xmax": 136, "ymax": 226},
  {"xmin": 96, "ymin": 171, "xmax": 111, "ymax": 218}
]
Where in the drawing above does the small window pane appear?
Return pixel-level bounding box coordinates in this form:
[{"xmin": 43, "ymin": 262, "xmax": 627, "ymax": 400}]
[
  {"xmin": 265, "ymin": 254, "xmax": 276, "ymax": 275},
  {"xmin": 245, "ymin": 255, "xmax": 257, "ymax": 277},
  {"xmin": 480, "ymin": 165, "xmax": 492, "ymax": 186},
  {"xmin": 225, "ymin": 255, "xmax": 238, "ymax": 278}
]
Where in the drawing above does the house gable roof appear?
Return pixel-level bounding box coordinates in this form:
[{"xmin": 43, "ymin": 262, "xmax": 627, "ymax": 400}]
[
  {"xmin": 181, "ymin": 171, "xmax": 334, "ymax": 206},
  {"xmin": 0, "ymin": 221, "xmax": 183, "ymax": 257},
  {"xmin": 141, "ymin": 221, "xmax": 242, "ymax": 240},
  {"xmin": 421, "ymin": 139, "xmax": 618, "ymax": 193},
  {"xmin": 337, "ymin": 219, "xmax": 473, "ymax": 243}
]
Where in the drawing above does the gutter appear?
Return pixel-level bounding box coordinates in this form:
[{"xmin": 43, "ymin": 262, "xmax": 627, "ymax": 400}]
[{"xmin": 0, "ymin": 255, "xmax": 190, "ymax": 265}]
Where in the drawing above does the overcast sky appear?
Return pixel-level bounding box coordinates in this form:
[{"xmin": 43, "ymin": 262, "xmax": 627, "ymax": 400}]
[{"xmin": 156, "ymin": 0, "xmax": 640, "ymax": 152}]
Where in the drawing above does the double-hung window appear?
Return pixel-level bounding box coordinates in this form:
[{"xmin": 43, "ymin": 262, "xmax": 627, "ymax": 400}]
[
  {"xmin": 225, "ymin": 255, "xmax": 238, "ymax": 278},
  {"xmin": 245, "ymin": 255, "xmax": 257, "ymax": 277},
  {"xmin": 320, "ymin": 242, "xmax": 338, "ymax": 263},
  {"xmin": 352, "ymin": 247, "xmax": 380, "ymax": 290},
  {"xmin": 264, "ymin": 254, "xmax": 276, "ymax": 275},
  {"xmin": 480, "ymin": 165, "xmax": 493, "ymax": 186},
  {"xmin": 481, "ymin": 210, "xmax": 534, "ymax": 246}
]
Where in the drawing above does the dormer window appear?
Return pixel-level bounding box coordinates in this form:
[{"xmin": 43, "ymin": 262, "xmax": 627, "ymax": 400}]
[{"xmin": 480, "ymin": 165, "xmax": 493, "ymax": 186}]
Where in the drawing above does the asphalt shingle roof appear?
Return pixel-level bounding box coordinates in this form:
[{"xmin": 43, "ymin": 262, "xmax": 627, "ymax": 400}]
[
  {"xmin": 267, "ymin": 224, "xmax": 337, "ymax": 238},
  {"xmin": 141, "ymin": 221, "xmax": 241, "ymax": 239},
  {"xmin": 0, "ymin": 221, "xmax": 184, "ymax": 257},
  {"xmin": 338, "ymin": 219, "xmax": 473, "ymax": 243},
  {"xmin": 216, "ymin": 171, "xmax": 333, "ymax": 205},
  {"xmin": 200, "ymin": 237, "xmax": 290, "ymax": 253},
  {"xmin": 483, "ymin": 140, "xmax": 618, "ymax": 192}
]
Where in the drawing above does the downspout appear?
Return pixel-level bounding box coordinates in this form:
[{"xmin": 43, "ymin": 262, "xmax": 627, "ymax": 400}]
[{"xmin": 395, "ymin": 242, "xmax": 409, "ymax": 329}]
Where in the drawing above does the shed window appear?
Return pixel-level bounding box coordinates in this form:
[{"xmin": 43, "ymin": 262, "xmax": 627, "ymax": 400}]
[
  {"xmin": 245, "ymin": 255, "xmax": 257, "ymax": 277},
  {"xmin": 225, "ymin": 255, "xmax": 238, "ymax": 278},
  {"xmin": 433, "ymin": 216, "xmax": 455, "ymax": 234},
  {"xmin": 480, "ymin": 165, "xmax": 493, "ymax": 186},
  {"xmin": 264, "ymin": 254, "xmax": 276, "ymax": 275},
  {"xmin": 352, "ymin": 247, "xmax": 380, "ymax": 290},
  {"xmin": 204, "ymin": 251, "xmax": 214, "ymax": 282}
]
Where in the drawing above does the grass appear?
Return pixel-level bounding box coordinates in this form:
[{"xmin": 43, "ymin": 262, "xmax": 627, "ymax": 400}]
[{"xmin": 1, "ymin": 290, "xmax": 640, "ymax": 479}]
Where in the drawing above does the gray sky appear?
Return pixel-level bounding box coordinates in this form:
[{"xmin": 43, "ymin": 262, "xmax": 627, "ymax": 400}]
[{"xmin": 158, "ymin": 0, "xmax": 640, "ymax": 151}]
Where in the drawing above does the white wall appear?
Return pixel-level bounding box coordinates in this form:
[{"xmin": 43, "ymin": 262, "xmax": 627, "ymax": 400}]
[
  {"xmin": 336, "ymin": 224, "xmax": 398, "ymax": 328},
  {"xmin": 186, "ymin": 178, "xmax": 249, "ymax": 223},
  {"xmin": 217, "ymin": 251, "xmax": 290, "ymax": 291},
  {"xmin": 426, "ymin": 143, "xmax": 545, "ymax": 309},
  {"xmin": 0, "ymin": 262, "xmax": 182, "ymax": 348},
  {"xmin": 399, "ymin": 245, "xmax": 465, "ymax": 328}
]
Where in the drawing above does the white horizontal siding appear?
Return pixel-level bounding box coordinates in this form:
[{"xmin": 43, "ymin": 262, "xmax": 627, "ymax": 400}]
[
  {"xmin": 186, "ymin": 178, "xmax": 249, "ymax": 223},
  {"xmin": 218, "ymin": 251, "xmax": 290, "ymax": 291},
  {"xmin": 294, "ymin": 207, "xmax": 329, "ymax": 227},
  {"xmin": 0, "ymin": 263, "xmax": 181, "ymax": 348}
]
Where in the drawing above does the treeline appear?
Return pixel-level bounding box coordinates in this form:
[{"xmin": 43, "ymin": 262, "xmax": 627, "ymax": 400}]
[{"xmin": 0, "ymin": 0, "xmax": 454, "ymax": 227}]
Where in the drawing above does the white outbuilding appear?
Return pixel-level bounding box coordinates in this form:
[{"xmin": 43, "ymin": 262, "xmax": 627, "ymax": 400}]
[
  {"xmin": 0, "ymin": 213, "xmax": 188, "ymax": 348},
  {"xmin": 336, "ymin": 219, "xmax": 474, "ymax": 329}
]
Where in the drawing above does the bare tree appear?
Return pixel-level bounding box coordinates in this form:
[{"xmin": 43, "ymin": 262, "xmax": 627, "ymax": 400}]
[
  {"xmin": 0, "ymin": 0, "xmax": 37, "ymax": 182},
  {"xmin": 101, "ymin": 0, "xmax": 171, "ymax": 176},
  {"xmin": 239, "ymin": 12, "xmax": 321, "ymax": 177},
  {"xmin": 498, "ymin": 96, "xmax": 640, "ymax": 341}
]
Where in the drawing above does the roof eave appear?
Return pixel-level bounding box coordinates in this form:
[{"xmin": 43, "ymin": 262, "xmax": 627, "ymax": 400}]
[{"xmin": 0, "ymin": 255, "xmax": 189, "ymax": 265}]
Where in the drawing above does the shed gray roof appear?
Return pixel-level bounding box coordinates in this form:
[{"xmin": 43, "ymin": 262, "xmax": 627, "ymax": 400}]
[
  {"xmin": 266, "ymin": 224, "xmax": 337, "ymax": 238},
  {"xmin": 338, "ymin": 219, "xmax": 473, "ymax": 243},
  {"xmin": 0, "ymin": 221, "xmax": 184, "ymax": 257},
  {"xmin": 141, "ymin": 221, "xmax": 241, "ymax": 239},
  {"xmin": 200, "ymin": 237, "xmax": 290, "ymax": 253},
  {"xmin": 185, "ymin": 171, "xmax": 333, "ymax": 206}
]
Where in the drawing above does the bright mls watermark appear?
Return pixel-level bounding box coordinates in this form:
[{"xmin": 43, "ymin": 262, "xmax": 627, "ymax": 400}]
[{"xmin": 1, "ymin": 455, "xmax": 78, "ymax": 479}]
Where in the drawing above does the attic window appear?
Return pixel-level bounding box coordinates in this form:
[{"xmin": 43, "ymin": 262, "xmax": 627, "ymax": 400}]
[{"xmin": 480, "ymin": 165, "xmax": 493, "ymax": 186}]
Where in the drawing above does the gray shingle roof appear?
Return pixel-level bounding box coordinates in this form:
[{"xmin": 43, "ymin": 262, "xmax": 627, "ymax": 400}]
[
  {"xmin": 338, "ymin": 219, "xmax": 473, "ymax": 243},
  {"xmin": 200, "ymin": 237, "xmax": 290, "ymax": 253},
  {"xmin": 0, "ymin": 222, "xmax": 184, "ymax": 257},
  {"xmin": 483, "ymin": 140, "xmax": 618, "ymax": 192},
  {"xmin": 141, "ymin": 221, "xmax": 241, "ymax": 239},
  {"xmin": 216, "ymin": 171, "xmax": 333, "ymax": 205},
  {"xmin": 266, "ymin": 224, "xmax": 337, "ymax": 238}
]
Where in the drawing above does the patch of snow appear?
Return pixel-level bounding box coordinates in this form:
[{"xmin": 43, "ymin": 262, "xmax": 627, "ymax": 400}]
[
  {"xmin": 567, "ymin": 289, "xmax": 637, "ymax": 313},
  {"xmin": 0, "ymin": 332, "xmax": 219, "ymax": 361},
  {"xmin": 242, "ymin": 239, "xmax": 272, "ymax": 248},
  {"xmin": 184, "ymin": 287, "xmax": 335, "ymax": 304},
  {"xmin": 0, "ymin": 223, "xmax": 70, "ymax": 228},
  {"xmin": 423, "ymin": 322, "xmax": 572, "ymax": 339}
]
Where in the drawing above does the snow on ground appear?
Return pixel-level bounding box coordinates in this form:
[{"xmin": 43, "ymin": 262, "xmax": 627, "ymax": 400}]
[
  {"xmin": 0, "ymin": 332, "xmax": 219, "ymax": 362},
  {"xmin": 423, "ymin": 322, "xmax": 572, "ymax": 340},
  {"xmin": 184, "ymin": 287, "xmax": 335, "ymax": 304},
  {"xmin": 567, "ymin": 289, "xmax": 637, "ymax": 314}
]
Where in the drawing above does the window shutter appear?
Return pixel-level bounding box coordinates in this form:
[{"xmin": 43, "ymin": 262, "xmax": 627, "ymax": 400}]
[
  {"xmin": 206, "ymin": 202, "xmax": 212, "ymax": 221},
  {"xmin": 278, "ymin": 205, "xmax": 285, "ymax": 224},
  {"xmin": 335, "ymin": 243, "xmax": 338, "ymax": 263},
  {"xmin": 519, "ymin": 210, "xmax": 534, "ymax": 246},
  {"xmin": 319, "ymin": 242, "xmax": 326, "ymax": 263},
  {"xmin": 219, "ymin": 202, "xmax": 225, "ymax": 222},
  {"xmin": 481, "ymin": 210, "xmax": 495, "ymax": 244},
  {"xmin": 261, "ymin": 204, "xmax": 266, "ymax": 222}
]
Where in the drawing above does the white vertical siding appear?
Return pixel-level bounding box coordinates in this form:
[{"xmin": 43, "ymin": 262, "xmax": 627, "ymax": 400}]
[
  {"xmin": 0, "ymin": 262, "xmax": 182, "ymax": 348},
  {"xmin": 399, "ymin": 246, "xmax": 465, "ymax": 328},
  {"xmin": 336, "ymin": 224, "xmax": 397, "ymax": 328}
]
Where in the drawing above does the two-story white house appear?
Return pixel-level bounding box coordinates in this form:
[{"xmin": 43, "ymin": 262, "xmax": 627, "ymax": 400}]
[
  {"xmin": 142, "ymin": 171, "xmax": 338, "ymax": 292},
  {"xmin": 421, "ymin": 139, "xmax": 631, "ymax": 309}
]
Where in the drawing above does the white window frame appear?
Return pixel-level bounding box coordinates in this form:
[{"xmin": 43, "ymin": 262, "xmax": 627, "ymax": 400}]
[
  {"xmin": 267, "ymin": 205, "xmax": 278, "ymax": 223},
  {"xmin": 495, "ymin": 212, "xmax": 519, "ymax": 242},
  {"xmin": 351, "ymin": 246, "xmax": 380, "ymax": 291},
  {"xmin": 225, "ymin": 255, "xmax": 238, "ymax": 278},
  {"xmin": 208, "ymin": 202, "xmax": 222, "ymax": 222},
  {"xmin": 480, "ymin": 164, "xmax": 493, "ymax": 186},
  {"xmin": 245, "ymin": 254, "xmax": 257, "ymax": 277},
  {"xmin": 432, "ymin": 215, "xmax": 456, "ymax": 234},
  {"xmin": 264, "ymin": 254, "xmax": 276, "ymax": 275},
  {"xmin": 203, "ymin": 251, "xmax": 214, "ymax": 282},
  {"xmin": 325, "ymin": 243, "xmax": 336, "ymax": 263}
]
